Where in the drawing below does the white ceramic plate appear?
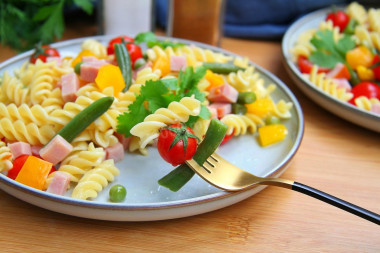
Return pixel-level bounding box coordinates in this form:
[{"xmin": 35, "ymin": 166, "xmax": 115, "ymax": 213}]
[
  {"xmin": 0, "ymin": 35, "xmax": 303, "ymax": 221},
  {"xmin": 282, "ymin": 7, "xmax": 380, "ymax": 133}
]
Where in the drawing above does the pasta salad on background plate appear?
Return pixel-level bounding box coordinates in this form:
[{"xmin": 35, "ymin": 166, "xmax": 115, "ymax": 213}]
[
  {"xmin": 0, "ymin": 34, "xmax": 303, "ymax": 221},
  {"xmin": 282, "ymin": 2, "xmax": 380, "ymax": 133}
]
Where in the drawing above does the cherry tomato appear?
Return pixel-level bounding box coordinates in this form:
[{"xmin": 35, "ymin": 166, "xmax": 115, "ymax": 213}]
[
  {"xmin": 7, "ymin": 155, "xmax": 56, "ymax": 180},
  {"xmin": 157, "ymin": 124, "xmax": 198, "ymax": 166},
  {"xmin": 348, "ymin": 81, "xmax": 380, "ymax": 105},
  {"xmin": 106, "ymin": 35, "xmax": 134, "ymax": 55},
  {"xmin": 221, "ymin": 131, "xmax": 234, "ymax": 145},
  {"xmin": 298, "ymin": 56, "xmax": 330, "ymax": 74},
  {"xmin": 30, "ymin": 44, "xmax": 60, "ymax": 64},
  {"xmin": 371, "ymin": 55, "xmax": 380, "ymax": 81},
  {"xmin": 326, "ymin": 10, "xmax": 350, "ymax": 32},
  {"xmin": 126, "ymin": 43, "xmax": 143, "ymax": 67}
]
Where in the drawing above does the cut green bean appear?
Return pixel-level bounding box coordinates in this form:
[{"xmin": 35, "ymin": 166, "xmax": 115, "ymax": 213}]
[
  {"xmin": 232, "ymin": 103, "xmax": 247, "ymax": 115},
  {"xmin": 237, "ymin": 91, "xmax": 256, "ymax": 104},
  {"xmin": 114, "ymin": 43, "xmax": 132, "ymax": 91},
  {"xmin": 202, "ymin": 62, "xmax": 245, "ymax": 74}
]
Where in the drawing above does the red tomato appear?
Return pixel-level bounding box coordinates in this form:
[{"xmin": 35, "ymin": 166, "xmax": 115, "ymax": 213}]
[
  {"xmin": 371, "ymin": 55, "xmax": 380, "ymax": 81},
  {"xmin": 7, "ymin": 155, "xmax": 56, "ymax": 180},
  {"xmin": 221, "ymin": 131, "xmax": 234, "ymax": 145},
  {"xmin": 126, "ymin": 43, "xmax": 143, "ymax": 67},
  {"xmin": 326, "ymin": 10, "xmax": 350, "ymax": 32},
  {"xmin": 298, "ymin": 56, "xmax": 330, "ymax": 74},
  {"xmin": 348, "ymin": 82, "xmax": 380, "ymax": 105},
  {"xmin": 106, "ymin": 35, "xmax": 134, "ymax": 55},
  {"xmin": 30, "ymin": 45, "xmax": 60, "ymax": 64},
  {"xmin": 157, "ymin": 124, "xmax": 198, "ymax": 166}
]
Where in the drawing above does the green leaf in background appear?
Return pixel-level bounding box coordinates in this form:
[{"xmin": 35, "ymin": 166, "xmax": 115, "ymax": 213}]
[
  {"xmin": 73, "ymin": 0, "xmax": 93, "ymax": 14},
  {"xmin": 134, "ymin": 31, "xmax": 157, "ymax": 44}
]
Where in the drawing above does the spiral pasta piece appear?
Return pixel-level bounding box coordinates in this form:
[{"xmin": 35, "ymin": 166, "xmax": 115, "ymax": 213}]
[
  {"xmin": 346, "ymin": 2, "xmax": 368, "ymax": 25},
  {"xmin": 290, "ymin": 29, "xmax": 316, "ymax": 61},
  {"xmin": 273, "ymin": 100, "xmax": 293, "ymax": 119},
  {"xmin": 368, "ymin": 8, "xmax": 380, "ymax": 33},
  {"xmin": 0, "ymin": 103, "xmax": 50, "ymax": 126},
  {"xmin": 135, "ymin": 67, "xmax": 161, "ymax": 84},
  {"xmin": 354, "ymin": 96, "xmax": 380, "ymax": 112},
  {"xmin": 81, "ymin": 39, "xmax": 107, "ymax": 59},
  {"xmin": 86, "ymin": 128, "xmax": 119, "ymax": 148},
  {"xmin": 71, "ymin": 159, "xmax": 119, "ymax": 200},
  {"xmin": 354, "ymin": 25, "xmax": 380, "ymax": 51},
  {"xmin": 306, "ymin": 65, "xmax": 353, "ymax": 102},
  {"xmin": 0, "ymin": 71, "xmax": 30, "ymax": 106},
  {"xmin": 221, "ymin": 114, "xmax": 264, "ymax": 136},
  {"xmin": 0, "ymin": 141, "xmax": 12, "ymax": 172},
  {"xmin": 130, "ymin": 96, "xmax": 201, "ymax": 148}
]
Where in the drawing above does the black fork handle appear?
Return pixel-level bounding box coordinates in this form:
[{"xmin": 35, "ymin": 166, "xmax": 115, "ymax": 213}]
[{"xmin": 292, "ymin": 182, "xmax": 380, "ymax": 225}]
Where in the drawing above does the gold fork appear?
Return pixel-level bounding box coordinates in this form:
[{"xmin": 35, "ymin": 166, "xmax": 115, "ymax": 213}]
[{"xmin": 185, "ymin": 153, "xmax": 380, "ymax": 225}]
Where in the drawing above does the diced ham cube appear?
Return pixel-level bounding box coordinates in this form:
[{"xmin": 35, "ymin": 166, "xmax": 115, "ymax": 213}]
[
  {"xmin": 39, "ymin": 135, "xmax": 73, "ymax": 165},
  {"xmin": 170, "ymin": 55, "xmax": 187, "ymax": 72},
  {"xmin": 114, "ymin": 133, "xmax": 131, "ymax": 150},
  {"xmin": 80, "ymin": 60, "xmax": 109, "ymax": 82},
  {"xmin": 371, "ymin": 103, "xmax": 380, "ymax": 114},
  {"xmin": 46, "ymin": 171, "xmax": 71, "ymax": 196},
  {"xmin": 81, "ymin": 56, "xmax": 98, "ymax": 62},
  {"xmin": 61, "ymin": 72, "xmax": 80, "ymax": 102},
  {"xmin": 207, "ymin": 106, "xmax": 218, "ymax": 119},
  {"xmin": 105, "ymin": 142, "xmax": 124, "ymax": 163},
  {"xmin": 208, "ymin": 83, "xmax": 239, "ymax": 103},
  {"xmin": 208, "ymin": 103, "xmax": 232, "ymax": 118},
  {"xmin": 31, "ymin": 145, "xmax": 42, "ymax": 156},
  {"xmin": 333, "ymin": 78, "xmax": 352, "ymax": 91},
  {"xmin": 8, "ymin": 142, "xmax": 32, "ymax": 159}
]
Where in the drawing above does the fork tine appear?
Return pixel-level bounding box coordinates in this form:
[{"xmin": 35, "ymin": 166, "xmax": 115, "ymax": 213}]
[{"xmin": 203, "ymin": 159, "xmax": 215, "ymax": 173}]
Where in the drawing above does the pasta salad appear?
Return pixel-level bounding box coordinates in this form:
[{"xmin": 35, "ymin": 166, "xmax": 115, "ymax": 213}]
[
  {"xmin": 291, "ymin": 2, "xmax": 380, "ymax": 114},
  {"xmin": 0, "ymin": 32, "xmax": 293, "ymax": 201}
]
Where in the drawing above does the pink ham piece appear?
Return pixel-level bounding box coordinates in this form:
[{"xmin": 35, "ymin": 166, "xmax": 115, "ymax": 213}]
[
  {"xmin": 39, "ymin": 135, "xmax": 73, "ymax": 165},
  {"xmin": 208, "ymin": 83, "xmax": 239, "ymax": 103},
  {"xmin": 105, "ymin": 142, "xmax": 124, "ymax": 163},
  {"xmin": 46, "ymin": 171, "xmax": 71, "ymax": 196},
  {"xmin": 61, "ymin": 72, "xmax": 79, "ymax": 102},
  {"xmin": 371, "ymin": 103, "xmax": 380, "ymax": 115},
  {"xmin": 208, "ymin": 103, "xmax": 232, "ymax": 118},
  {"xmin": 8, "ymin": 142, "xmax": 32, "ymax": 159},
  {"xmin": 81, "ymin": 56, "xmax": 98, "ymax": 62},
  {"xmin": 170, "ymin": 55, "xmax": 187, "ymax": 72},
  {"xmin": 333, "ymin": 78, "xmax": 352, "ymax": 91},
  {"xmin": 114, "ymin": 133, "xmax": 131, "ymax": 150},
  {"xmin": 207, "ymin": 105, "xmax": 218, "ymax": 119},
  {"xmin": 80, "ymin": 60, "xmax": 108, "ymax": 82},
  {"xmin": 31, "ymin": 146, "xmax": 42, "ymax": 156}
]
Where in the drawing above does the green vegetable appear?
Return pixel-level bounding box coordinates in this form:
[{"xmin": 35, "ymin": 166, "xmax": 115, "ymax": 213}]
[
  {"xmin": 232, "ymin": 103, "xmax": 247, "ymax": 115},
  {"xmin": 134, "ymin": 31, "xmax": 157, "ymax": 44},
  {"xmin": 57, "ymin": 96, "xmax": 114, "ymax": 143},
  {"xmin": 117, "ymin": 66, "xmax": 210, "ymax": 138},
  {"xmin": 343, "ymin": 19, "xmax": 358, "ymax": 35},
  {"xmin": 74, "ymin": 61, "xmax": 83, "ymax": 75},
  {"xmin": 134, "ymin": 58, "xmax": 146, "ymax": 69},
  {"xmin": 109, "ymin": 184, "xmax": 127, "ymax": 202},
  {"xmin": 265, "ymin": 116, "xmax": 281, "ymax": 125},
  {"xmin": 0, "ymin": 0, "xmax": 94, "ymax": 51},
  {"xmin": 308, "ymin": 29, "xmax": 356, "ymax": 69},
  {"xmin": 134, "ymin": 31, "xmax": 185, "ymax": 49},
  {"xmin": 237, "ymin": 92, "xmax": 256, "ymax": 104},
  {"xmin": 202, "ymin": 62, "xmax": 245, "ymax": 74},
  {"xmin": 158, "ymin": 118, "xmax": 228, "ymax": 192},
  {"xmin": 114, "ymin": 43, "xmax": 132, "ymax": 92}
]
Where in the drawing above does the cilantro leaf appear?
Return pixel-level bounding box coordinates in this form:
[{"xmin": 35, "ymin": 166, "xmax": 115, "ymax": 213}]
[
  {"xmin": 142, "ymin": 79, "xmax": 172, "ymax": 112},
  {"xmin": 308, "ymin": 29, "xmax": 355, "ymax": 68},
  {"xmin": 116, "ymin": 95, "xmax": 149, "ymax": 138},
  {"xmin": 134, "ymin": 31, "xmax": 157, "ymax": 44}
]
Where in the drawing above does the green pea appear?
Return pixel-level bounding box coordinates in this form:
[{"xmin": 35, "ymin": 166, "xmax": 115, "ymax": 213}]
[
  {"xmin": 134, "ymin": 57, "xmax": 146, "ymax": 69},
  {"xmin": 74, "ymin": 61, "xmax": 83, "ymax": 75},
  {"xmin": 237, "ymin": 92, "xmax": 256, "ymax": 104},
  {"xmin": 232, "ymin": 103, "xmax": 247, "ymax": 115},
  {"xmin": 265, "ymin": 116, "xmax": 281, "ymax": 125},
  {"xmin": 109, "ymin": 184, "xmax": 127, "ymax": 202}
]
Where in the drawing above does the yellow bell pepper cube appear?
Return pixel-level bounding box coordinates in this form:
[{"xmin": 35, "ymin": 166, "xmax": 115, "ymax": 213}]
[
  {"xmin": 15, "ymin": 156, "xmax": 52, "ymax": 190},
  {"xmin": 356, "ymin": 65, "xmax": 375, "ymax": 81},
  {"xmin": 258, "ymin": 124, "xmax": 288, "ymax": 147},
  {"xmin": 205, "ymin": 70, "xmax": 225, "ymax": 91},
  {"xmin": 71, "ymin": 49, "xmax": 97, "ymax": 67},
  {"xmin": 95, "ymin": 64, "xmax": 125, "ymax": 96},
  {"xmin": 246, "ymin": 98, "xmax": 275, "ymax": 118},
  {"xmin": 153, "ymin": 56, "xmax": 170, "ymax": 76},
  {"xmin": 346, "ymin": 46, "xmax": 373, "ymax": 70}
]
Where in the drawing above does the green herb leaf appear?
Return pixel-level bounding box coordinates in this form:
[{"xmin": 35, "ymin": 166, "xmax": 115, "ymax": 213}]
[
  {"xmin": 134, "ymin": 31, "xmax": 157, "ymax": 44},
  {"xmin": 73, "ymin": 0, "xmax": 94, "ymax": 15}
]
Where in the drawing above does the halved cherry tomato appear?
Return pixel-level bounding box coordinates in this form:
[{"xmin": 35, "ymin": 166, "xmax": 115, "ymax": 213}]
[
  {"xmin": 221, "ymin": 131, "xmax": 234, "ymax": 145},
  {"xmin": 126, "ymin": 43, "xmax": 143, "ymax": 67},
  {"xmin": 326, "ymin": 10, "xmax": 350, "ymax": 32},
  {"xmin": 7, "ymin": 155, "xmax": 56, "ymax": 180},
  {"xmin": 298, "ymin": 56, "xmax": 330, "ymax": 74},
  {"xmin": 107, "ymin": 35, "xmax": 134, "ymax": 55},
  {"xmin": 371, "ymin": 55, "xmax": 380, "ymax": 81},
  {"xmin": 30, "ymin": 44, "xmax": 60, "ymax": 64},
  {"xmin": 348, "ymin": 81, "xmax": 380, "ymax": 105},
  {"xmin": 157, "ymin": 124, "xmax": 198, "ymax": 166}
]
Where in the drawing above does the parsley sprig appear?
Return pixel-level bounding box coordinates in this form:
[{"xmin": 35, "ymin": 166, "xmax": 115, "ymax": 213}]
[{"xmin": 116, "ymin": 66, "xmax": 210, "ymax": 137}]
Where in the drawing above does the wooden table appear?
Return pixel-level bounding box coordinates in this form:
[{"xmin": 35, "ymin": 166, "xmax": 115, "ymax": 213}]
[{"xmin": 0, "ymin": 23, "xmax": 379, "ymax": 252}]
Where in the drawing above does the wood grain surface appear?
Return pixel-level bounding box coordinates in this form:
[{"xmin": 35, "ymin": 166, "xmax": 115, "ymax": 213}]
[{"xmin": 0, "ymin": 23, "xmax": 379, "ymax": 252}]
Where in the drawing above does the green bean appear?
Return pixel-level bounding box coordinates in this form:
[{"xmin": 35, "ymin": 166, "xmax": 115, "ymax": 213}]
[
  {"xmin": 202, "ymin": 62, "xmax": 245, "ymax": 74},
  {"xmin": 232, "ymin": 103, "xmax": 247, "ymax": 115},
  {"xmin": 237, "ymin": 92, "xmax": 256, "ymax": 104},
  {"xmin": 114, "ymin": 43, "xmax": 132, "ymax": 91},
  {"xmin": 265, "ymin": 116, "xmax": 281, "ymax": 125},
  {"xmin": 134, "ymin": 58, "xmax": 146, "ymax": 69},
  {"xmin": 109, "ymin": 184, "xmax": 127, "ymax": 202},
  {"xmin": 74, "ymin": 61, "xmax": 83, "ymax": 75}
]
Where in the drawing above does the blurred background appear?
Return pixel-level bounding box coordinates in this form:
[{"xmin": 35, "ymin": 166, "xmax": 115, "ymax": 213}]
[{"xmin": 1, "ymin": 0, "xmax": 379, "ymax": 53}]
